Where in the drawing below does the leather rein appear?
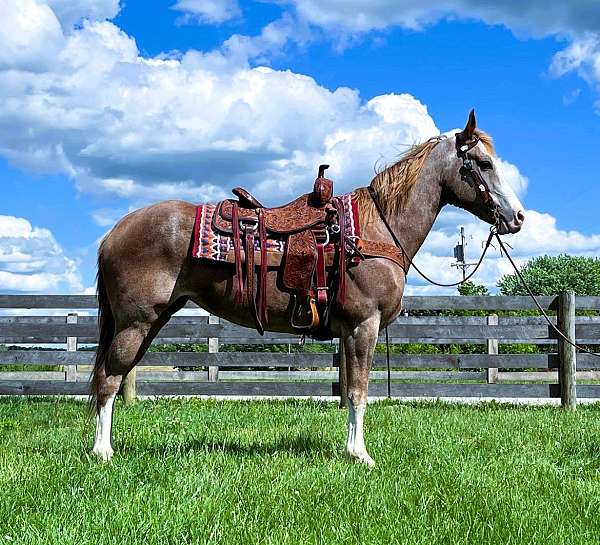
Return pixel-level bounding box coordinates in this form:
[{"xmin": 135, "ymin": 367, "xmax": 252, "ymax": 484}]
[
  {"xmin": 368, "ymin": 141, "xmax": 600, "ymax": 358},
  {"xmin": 367, "ymin": 133, "xmax": 498, "ymax": 288}
]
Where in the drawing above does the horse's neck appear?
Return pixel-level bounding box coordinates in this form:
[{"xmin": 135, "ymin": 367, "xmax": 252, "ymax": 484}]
[{"xmin": 361, "ymin": 162, "xmax": 443, "ymax": 259}]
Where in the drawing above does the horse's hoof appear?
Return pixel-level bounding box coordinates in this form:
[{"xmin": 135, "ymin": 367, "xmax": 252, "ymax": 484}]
[
  {"xmin": 92, "ymin": 446, "xmax": 114, "ymax": 463},
  {"xmin": 356, "ymin": 453, "xmax": 375, "ymax": 468},
  {"xmin": 347, "ymin": 450, "xmax": 376, "ymax": 468}
]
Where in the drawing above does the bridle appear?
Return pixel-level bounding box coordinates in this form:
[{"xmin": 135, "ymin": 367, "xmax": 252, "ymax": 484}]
[
  {"xmin": 455, "ymin": 133, "xmax": 501, "ymax": 229},
  {"xmin": 367, "ymin": 133, "xmax": 502, "ymax": 288},
  {"xmin": 369, "ymin": 133, "xmax": 600, "ymax": 359}
]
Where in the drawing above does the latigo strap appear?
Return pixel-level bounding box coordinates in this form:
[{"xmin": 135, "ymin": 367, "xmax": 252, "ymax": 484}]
[
  {"xmin": 231, "ymin": 203, "xmax": 243, "ymax": 305},
  {"xmin": 257, "ymin": 208, "xmax": 268, "ymax": 326},
  {"xmin": 243, "ymin": 223, "xmax": 262, "ymax": 334}
]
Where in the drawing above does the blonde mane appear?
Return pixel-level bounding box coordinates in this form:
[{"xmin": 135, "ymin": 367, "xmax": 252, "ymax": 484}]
[
  {"xmin": 356, "ymin": 129, "xmax": 494, "ymax": 220},
  {"xmin": 475, "ymin": 129, "xmax": 495, "ymax": 156}
]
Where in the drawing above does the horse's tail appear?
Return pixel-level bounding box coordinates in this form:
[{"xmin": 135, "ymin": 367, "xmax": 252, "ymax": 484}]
[{"xmin": 89, "ymin": 245, "xmax": 115, "ymax": 415}]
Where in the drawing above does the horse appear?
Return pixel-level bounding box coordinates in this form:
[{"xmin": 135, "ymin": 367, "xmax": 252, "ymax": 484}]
[{"xmin": 90, "ymin": 111, "xmax": 525, "ymax": 466}]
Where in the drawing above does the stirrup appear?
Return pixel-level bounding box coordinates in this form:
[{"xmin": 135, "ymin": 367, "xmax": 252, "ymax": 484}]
[{"xmin": 290, "ymin": 294, "xmax": 320, "ymax": 330}]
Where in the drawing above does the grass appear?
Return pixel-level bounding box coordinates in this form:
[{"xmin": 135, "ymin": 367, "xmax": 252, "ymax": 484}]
[{"xmin": 2, "ymin": 399, "xmax": 600, "ymax": 544}]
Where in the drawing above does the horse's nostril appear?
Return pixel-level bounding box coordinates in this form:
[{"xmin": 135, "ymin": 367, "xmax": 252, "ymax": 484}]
[{"xmin": 516, "ymin": 210, "xmax": 525, "ymax": 224}]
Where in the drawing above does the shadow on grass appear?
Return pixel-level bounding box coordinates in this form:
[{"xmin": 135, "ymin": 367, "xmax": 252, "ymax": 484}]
[
  {"xmin": 555, "ymin": 440, "xmax": 600, "ymax": 479},
  {"xmin": 120, "ymin": 432, "xmax": 338, "ymax": 460}
]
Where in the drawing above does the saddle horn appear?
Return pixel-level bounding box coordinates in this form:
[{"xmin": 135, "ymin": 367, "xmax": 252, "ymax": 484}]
[{"xmin": 313, "ymin": 164, "xmax": 332, "ymax": 207}]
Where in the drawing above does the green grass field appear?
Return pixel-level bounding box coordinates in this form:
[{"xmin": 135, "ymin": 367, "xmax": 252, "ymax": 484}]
[{"xmin": 2, "ymin": 398, "xmax": 600, "ymax": 545}]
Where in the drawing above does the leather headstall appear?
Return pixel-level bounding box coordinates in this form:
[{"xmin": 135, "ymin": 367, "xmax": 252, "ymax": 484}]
[{"xmin": 455, "ymin": 133, "xmax": 493, "ymax": 206}]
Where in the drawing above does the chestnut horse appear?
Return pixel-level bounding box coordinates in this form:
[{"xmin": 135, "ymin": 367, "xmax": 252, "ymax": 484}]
[{"xmin": 90, "ymin": 112, "xmax": 524, "ymax": 465}]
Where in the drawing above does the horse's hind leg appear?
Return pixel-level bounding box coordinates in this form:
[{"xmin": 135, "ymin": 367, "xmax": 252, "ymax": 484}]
[
  {"xmin": 92, "ymin": 297, "xmax": 185, "ymax": 461},
  {"xmin": 343, "ymin": 314, "xmax": 380, "ymax": 467},
  {"xmin": 92, "ymin": 322, "xmax": 155, "ymax": 461}
]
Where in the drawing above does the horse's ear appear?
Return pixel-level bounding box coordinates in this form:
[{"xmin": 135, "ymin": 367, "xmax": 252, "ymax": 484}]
[
  {"xmin": 456, "ymin": 109, "xmax": 477, "ymax": 147},
  {"xmin": 464, "ymin": 109, "xmax": 477, "ymax": 137}
]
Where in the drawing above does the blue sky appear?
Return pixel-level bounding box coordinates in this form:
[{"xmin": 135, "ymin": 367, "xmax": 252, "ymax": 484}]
[{"xmin": 1, "ymin": 0, "xmax": 600, "ymax": 294}]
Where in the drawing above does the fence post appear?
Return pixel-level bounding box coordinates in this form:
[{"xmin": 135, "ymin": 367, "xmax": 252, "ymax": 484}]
[
  {"xmin": 208, "ymin": 314, "xmax": 219, "ymax": 382},
  {"xmin": 558, "ymin": 290, "xmax": 577, "ymax": 409},
  {"xmin": 65, "ymin": 312, "xmax": 78, "ymax": 382},
  {"xmin": 486, "ymin": 314, "xmax": 498, "ymax": 384},
  {"xmin": 338, "ymin": 340, "xmax": 347, "ymax": 408}
]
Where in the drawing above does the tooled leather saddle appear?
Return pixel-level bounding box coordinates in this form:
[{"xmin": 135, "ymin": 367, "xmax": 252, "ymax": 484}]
[{"xmin": 211, "ymin": 165, "xmax": 410, "ymax": 337}]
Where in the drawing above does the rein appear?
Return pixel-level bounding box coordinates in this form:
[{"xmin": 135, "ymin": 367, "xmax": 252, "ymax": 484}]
[
  {"xmin": 368, "ymin": 142, "xmax": 600, "ymax": 358},
  {"xmin": 493, "ymin": 234, "xmax": 600, "ymax": 358},
  {"xmin": 367, "ymin": 185, "xmax": 494, "ymax": 287},
  {"xmin": 367, "ymin": 131, "xmax": 499, "ymax": 288}
]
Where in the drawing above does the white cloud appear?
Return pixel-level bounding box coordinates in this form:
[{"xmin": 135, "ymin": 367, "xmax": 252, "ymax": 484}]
[
  {"xmin": 171, "ymin": 0, "xmax": 241, "ymax": 24},
  {"xmin": 286, "ymin": 0, "xmax": 600, "ymax": 38},
  {"xmin": 550, "ymin": 34, "xmax": 600, "ymax": 78},
  {"xmin": 284, "ymin": 1, "xmax": 600, "ymax": 112},
  {"xmin": 494, "ymin": 156, "xmax": 528, "ymax": 196},
  {"xmin": 550, "ymin": 34, "xmax": 600, "ymax": 84},
  {"xmin": 549, "ymin": 33, "xmax": 600, "ymax": 111},
  {"xmin": 0, "ymin": 215, "xmax": 83, "ymax": 293},
  {"xmin": 0, "ymin": 0, "xmax": 121, "ymax": 70},
  {"xmin": 44, "ymin": 0, "xmax": 120, "ymax": 29},
  {"xmin": 94, "ymin": 177, "xmax": 228, "ymax": 202},
  {"xmin": 406, "ymin": 206, "xmax": 600, "ymax": 295},
  {"xmin": 0, "ymin": 0, "xmax": 65, "ymax": 72},
  {"xmin": 0, "ymin": 2, "xmax": 439, "ymax": 207},
  {"xmin": 219, "ymin": 14, "xmax": 312, "ymax": 64},
  {"xmin": 1, "ymin": 0, "xmax": 600, "ymax": 295}
]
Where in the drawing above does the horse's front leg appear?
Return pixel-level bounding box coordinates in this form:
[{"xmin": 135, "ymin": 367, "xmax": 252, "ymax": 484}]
[{"xmin": 342, "ymin": 313, "xmax": 380, "ymax": 467}]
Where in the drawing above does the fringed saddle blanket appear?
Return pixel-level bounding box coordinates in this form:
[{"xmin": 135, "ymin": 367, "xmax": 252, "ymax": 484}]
[{"xmin": 192, "ymin": 192, "xmax": 361, "ymax": 262}]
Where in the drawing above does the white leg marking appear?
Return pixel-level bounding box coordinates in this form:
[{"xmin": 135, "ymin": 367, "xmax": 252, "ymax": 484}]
[
  {"xmin": 346, "ymin": 400, "xmax": 374, "ymax": 467},
  {"xmin": 92, "ymin": 392, "xmax": 116, "ymax": 462}
]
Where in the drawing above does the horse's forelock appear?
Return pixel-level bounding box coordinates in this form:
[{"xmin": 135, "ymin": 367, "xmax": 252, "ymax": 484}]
[{"xmin": 474, "ymin": 129, "xmax": 495, "ymax": 156}]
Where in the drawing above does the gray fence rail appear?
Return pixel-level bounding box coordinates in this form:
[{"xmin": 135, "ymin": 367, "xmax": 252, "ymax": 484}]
[{"xmin": 0, "ymin": 294, "xmax": 599, "ymax": 404}]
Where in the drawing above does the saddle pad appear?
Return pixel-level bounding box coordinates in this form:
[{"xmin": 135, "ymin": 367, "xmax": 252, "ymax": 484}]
[{"xmin": 191, "ymin": 192, "xmax": 361, "ymax": 262}]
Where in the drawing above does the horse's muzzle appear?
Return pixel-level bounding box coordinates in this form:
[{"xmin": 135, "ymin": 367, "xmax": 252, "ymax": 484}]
[{"xmin": 497, "ymin": 209, "xmax": 525, "ymax": 234}]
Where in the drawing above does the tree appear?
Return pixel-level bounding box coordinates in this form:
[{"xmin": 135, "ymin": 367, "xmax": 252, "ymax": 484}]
[
  {"xmin": 447, "ymin": 281, "xmax": 490, "ymax": 319},
  {"xmin": 457, "ymin": 281, "xmax": 490, "ymax": 296},
  {"xmin": 498, "ymin": 254, "xmax": 600, "ymax": 296}
]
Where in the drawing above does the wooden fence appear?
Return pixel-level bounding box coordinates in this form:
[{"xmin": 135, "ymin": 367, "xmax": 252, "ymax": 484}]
[{"xmin": 0, "ymin": 294, "xmax": 599, "ymax": 405}]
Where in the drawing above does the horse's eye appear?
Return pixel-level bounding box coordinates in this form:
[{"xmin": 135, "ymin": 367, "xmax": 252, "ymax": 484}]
[{"xmin": 478, "ymin": 160, "xmax": 493, "ymax": 171}]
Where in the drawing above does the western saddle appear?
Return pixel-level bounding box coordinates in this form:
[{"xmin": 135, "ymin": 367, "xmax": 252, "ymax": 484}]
[{"xmin": 212, "ymin": 165, "xmax": 409, "ymax": 337}]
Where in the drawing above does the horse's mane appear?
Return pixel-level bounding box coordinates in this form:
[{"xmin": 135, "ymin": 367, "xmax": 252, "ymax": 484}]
[
  {"xmin": 356, "ymin": 129, "xmax": 494, "ymax": 220},
  {"xmin": 476, "ymin": 130, "xmax": 495, "ymax": 156}
]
